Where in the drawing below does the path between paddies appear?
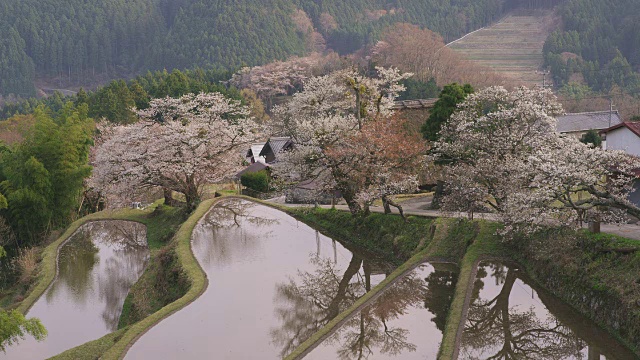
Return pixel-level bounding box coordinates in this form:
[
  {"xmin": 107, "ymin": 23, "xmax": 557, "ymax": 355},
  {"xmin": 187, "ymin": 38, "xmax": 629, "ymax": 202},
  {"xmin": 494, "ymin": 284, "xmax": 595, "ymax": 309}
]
[{"xmin": 266, "ymin": 196, "xmax": 640, "ymax": 241}]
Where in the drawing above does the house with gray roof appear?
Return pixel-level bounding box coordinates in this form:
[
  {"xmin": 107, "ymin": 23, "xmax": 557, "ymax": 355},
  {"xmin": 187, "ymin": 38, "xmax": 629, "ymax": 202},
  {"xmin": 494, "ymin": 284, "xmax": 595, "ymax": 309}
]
[
  {"xmin": 601, "ymin": 121, "xmax": 640, "ymax": 207},
  {"xmin": 259, "ymin": 137, "xmax": 294, "ymax": 163},
  {"xmin": 556, "ymin": 110, "xmax": 622, "ymax": 138},
  {"xmin": 601, "ymin": 121, "xmax": 640, "ymax": 157},
  {"xmin": 246, "ymin": 143, "xmax": 266, "ymax": 164}
]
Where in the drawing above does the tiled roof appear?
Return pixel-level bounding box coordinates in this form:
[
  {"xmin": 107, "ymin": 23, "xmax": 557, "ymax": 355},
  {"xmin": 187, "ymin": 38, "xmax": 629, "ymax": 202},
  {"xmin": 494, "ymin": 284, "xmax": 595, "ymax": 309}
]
[
  {"xmin": 234, "ymin": 162, "xmax": 270, "ymax": 179},
  {"xmin": 259, "ymin": 137, "xmax": 293, "ymax": 158},
  {"xmin": 247, "ymin": 143, "xmax": 266, "ymax": 163},
  {"xmin": 601, "ymin": 121, "xmax": 640, "ymax": 138},
  {"xmin": 556, "ymin": 111, "xmax": 622, "ymax": 133}
]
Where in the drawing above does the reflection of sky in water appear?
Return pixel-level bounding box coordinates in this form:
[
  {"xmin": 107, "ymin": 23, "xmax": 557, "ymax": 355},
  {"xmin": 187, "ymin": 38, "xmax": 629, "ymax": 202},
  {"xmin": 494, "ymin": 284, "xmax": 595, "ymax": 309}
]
[
  {"xmin": 2, "ymin": 221, "xmax": 149, "ymax": 360},
  {"xmin": 460, "ymin": 262, "xmax": 635, "ymax": 360},
  {"xmin": 304, "ymin": 263, "xmax": 453, "ymax": 360},
  {"xmin": 126, "ymin": 200, "xmax": 393, "ymax": 360}
]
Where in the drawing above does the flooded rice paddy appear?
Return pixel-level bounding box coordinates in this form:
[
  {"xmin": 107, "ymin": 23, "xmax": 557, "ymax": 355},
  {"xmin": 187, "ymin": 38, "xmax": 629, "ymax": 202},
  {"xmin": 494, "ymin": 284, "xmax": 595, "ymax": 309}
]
[
  {"xmin": 459, "ymin": 261, "xmax": 638, "ymax": 360},
  {"xmin": 6, "ymin": 200, "xmax": 636, "ymax": 359},
  {"xmin": 3, "ymin": 221, "xmax": 148, "ymax": 359},
  {"xmin": 303, "ymin": 262, "xmax": 458, "ymax": 360},
  {"xmin": 125, "ymin": 199, "xmax": 394, "ymax": 359}
]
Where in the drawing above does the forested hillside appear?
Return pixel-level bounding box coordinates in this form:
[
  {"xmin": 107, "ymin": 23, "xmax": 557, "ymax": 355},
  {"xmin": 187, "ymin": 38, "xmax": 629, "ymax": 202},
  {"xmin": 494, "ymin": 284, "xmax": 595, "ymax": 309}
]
[
  {"xmin": 0, "ymin": 0, "xmax": 528, "ymax": 98},
  {"xmin": 544, "ymin": 0, "xmax": 640, "ymax": 93}
]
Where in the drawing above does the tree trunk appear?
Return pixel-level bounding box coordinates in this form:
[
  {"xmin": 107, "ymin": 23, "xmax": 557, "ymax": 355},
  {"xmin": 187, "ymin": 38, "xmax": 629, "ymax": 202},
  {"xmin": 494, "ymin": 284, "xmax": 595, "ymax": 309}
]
[
  {"xmin": 383, "ymin": 198, "xmax": 392, "ymax": 214},
  {"xmin": 382, "ymin": 195, "xmax": 406, "ymax": 220},
  {"xmin": 342, "ymin": 187, "xmax": 362, "ymax": 215},
  {"xmin": 431, "ymin": 180, "xmax": 445, "ymax": 209},
  {"xmin": 184, "ymin": 175, "xmax": 200, "ymax": 211},
  {"xmin": 163, "ymin": 188, "xmax": 175, "ymax": 207}
]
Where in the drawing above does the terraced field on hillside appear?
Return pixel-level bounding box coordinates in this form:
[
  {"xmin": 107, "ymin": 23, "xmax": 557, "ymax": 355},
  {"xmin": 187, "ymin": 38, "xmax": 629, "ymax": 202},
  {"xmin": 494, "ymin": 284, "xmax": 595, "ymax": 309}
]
[{"xmin": 449, "ymin": 9, "xmax": 560, "ymax": 87}]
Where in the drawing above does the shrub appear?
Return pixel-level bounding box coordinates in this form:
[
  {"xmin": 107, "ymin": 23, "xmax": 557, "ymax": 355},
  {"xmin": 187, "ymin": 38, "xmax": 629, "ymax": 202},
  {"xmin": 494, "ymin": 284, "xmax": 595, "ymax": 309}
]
[
  {"xmin": 240, "ymin": 170, "xmax": 270, "ymax": 193},
  {"xmin": 13, "ymin": 248, "xmax": 39, "ymax": 284}
]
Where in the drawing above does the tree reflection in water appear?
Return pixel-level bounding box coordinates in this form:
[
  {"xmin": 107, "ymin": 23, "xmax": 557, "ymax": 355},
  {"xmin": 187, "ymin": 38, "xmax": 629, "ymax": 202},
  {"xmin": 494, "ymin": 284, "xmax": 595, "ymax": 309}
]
[
  {"xmin": 95, "ymin": 221, "xmax": 149, "ymax": 330},
  {"xmin": 46, "ymin": 221, "xmax": 149, "ymax": 331},
  {"xmin": 47, "ymin": 227, "xmax": 98, "ymax": 304},
  {"xmin": 274, "ymin": 261, "xmax": 459, "ymax": 359},
  {"xmin": 271, "ymin": 254, "xmax": 370, "ymax": 357},
  {"xmin": 461, "ymin": 262, "xmax": 585, "ymax": 360},
  {"xmin": 193, "ymin": 200, "xmax": 279, "ymax": 269}
]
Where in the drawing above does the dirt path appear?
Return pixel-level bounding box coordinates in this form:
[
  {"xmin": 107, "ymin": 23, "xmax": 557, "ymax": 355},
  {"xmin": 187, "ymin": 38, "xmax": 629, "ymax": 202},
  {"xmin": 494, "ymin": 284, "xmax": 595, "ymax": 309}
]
[{"xmin": 268, "ymin": 196, "xmax": 640, "ymax": 241}]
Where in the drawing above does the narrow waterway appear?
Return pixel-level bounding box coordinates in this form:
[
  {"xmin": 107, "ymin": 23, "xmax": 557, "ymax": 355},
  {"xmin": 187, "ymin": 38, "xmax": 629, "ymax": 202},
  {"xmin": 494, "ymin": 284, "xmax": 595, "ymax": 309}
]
[
  {"xmin": 2, "ymin": 221, "xmax": 149, "ymax": 359},
  {"xmin": 125, "ymin": 199, "xmax": 394, "ymax": 359},
  {"xmin": 459, "ymin": 261, "xmax": 638, "ymax": 360},
  {"xmin": 303, "ymin": 262, "xmax": 459, "ymax": 360}
]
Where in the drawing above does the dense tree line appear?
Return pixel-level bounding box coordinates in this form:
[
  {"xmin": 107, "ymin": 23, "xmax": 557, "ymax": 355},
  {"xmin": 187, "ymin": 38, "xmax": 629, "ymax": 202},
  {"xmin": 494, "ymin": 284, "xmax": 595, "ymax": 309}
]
[
  {"xmin": 0, "ymin": 0, "xmax": 305, "ymax": 97},
  {"xmin": 0, "ymin": 69, "xmax": 240, "ymax": 123},
  {"xmin": 0, "ymin": 0, "xmax": 542, "ymax": 97},
  {"xmin": 543, "ymin": 0, "xmax": 640, "ymax": 92},
  {"xmin": 0, "ymin": 103, "xmax": 94, "ymax": 249}
]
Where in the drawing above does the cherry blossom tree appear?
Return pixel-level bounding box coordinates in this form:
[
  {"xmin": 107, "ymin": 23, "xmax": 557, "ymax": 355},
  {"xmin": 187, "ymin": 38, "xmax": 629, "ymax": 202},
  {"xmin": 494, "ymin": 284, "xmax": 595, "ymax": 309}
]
[
  {"xmin": 435, "ymin": 86, "xmax": 640, "ymax": 234},
  {"xmin": 272, "ymin": 67, "xmax": 419, "ymax": 215},
  {"xmin": 230, "ymin": 57, "xmax": 318, "ymax": 107},
  {"xmin": 92, "ymin": 92, "xmax": 259, "ymax": 210},
  {"xmin": 326, "ymin": 114, "xmax": 427, "ymax": 218}
]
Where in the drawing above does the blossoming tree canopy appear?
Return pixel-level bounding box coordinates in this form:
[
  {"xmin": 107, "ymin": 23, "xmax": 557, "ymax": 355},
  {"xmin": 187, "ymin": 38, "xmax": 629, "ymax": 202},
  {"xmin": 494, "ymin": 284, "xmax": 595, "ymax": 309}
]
[
  {"xmin": 436, "ymin": 86, "xmax": 640, "ymax": 233},
  {"xmin": 273, "ymin": 67, "xmax": 423, "ymax": 215},
  {"xmin": 92, "ymin": 92, "xmax": 259, "ymax": 209}
]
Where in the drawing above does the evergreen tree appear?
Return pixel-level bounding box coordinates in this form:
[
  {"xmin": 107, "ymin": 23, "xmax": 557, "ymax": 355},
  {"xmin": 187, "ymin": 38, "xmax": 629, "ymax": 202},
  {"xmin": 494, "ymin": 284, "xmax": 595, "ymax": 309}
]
[{"xmin": 421, "ymin": 83, "xmax": 474, "ymax": 141}]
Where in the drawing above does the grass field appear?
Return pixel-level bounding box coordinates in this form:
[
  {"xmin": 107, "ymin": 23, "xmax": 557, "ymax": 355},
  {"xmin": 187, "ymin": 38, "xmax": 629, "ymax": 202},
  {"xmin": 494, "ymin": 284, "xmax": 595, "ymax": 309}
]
[{"xmin": 449, "ymin": 9, "xmax": 560, "ymax": 87}]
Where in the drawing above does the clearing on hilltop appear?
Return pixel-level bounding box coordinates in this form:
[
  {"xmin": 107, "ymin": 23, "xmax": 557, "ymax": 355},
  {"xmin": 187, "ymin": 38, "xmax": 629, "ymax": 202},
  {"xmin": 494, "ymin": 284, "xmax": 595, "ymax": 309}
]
[{"xmin": 449, "ymin": 9, "xmax": 560, "ymax": 87}]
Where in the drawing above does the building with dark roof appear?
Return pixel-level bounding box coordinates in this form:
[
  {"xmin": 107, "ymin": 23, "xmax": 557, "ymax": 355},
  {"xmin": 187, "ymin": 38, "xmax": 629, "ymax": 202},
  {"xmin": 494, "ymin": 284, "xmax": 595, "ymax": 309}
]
[
  {"xmin": 556, "ymin": 110, "xmax": 622, "ymax": 138},
  {"xmin": 234, "ymin": 162, "xmax": 270, "ymax": 180},
  {"xmin": 259, "ymin": 137, "xmax": 294, "ymax": 163},
  {"xmin": 601, "ymin": 121, "xmax": 640, "ymax": 207},
  {"xmin": 246, "ymin": 143, "xmax": 266, "ymax": 164},
  {"xmin": 601, "ymin": 121, "xmax": 640, "ymax": 157}
]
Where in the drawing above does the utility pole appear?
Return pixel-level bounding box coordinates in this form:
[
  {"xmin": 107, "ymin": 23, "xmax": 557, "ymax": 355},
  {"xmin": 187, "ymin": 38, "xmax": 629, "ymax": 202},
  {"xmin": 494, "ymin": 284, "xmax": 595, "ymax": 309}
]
[
  {"xmin": 536, "ymin": 70, "xmax": 551, "ymax": 89},
  {"xmin": 609, "ymin": 97, "xmax": 614, "ymax": 127}
]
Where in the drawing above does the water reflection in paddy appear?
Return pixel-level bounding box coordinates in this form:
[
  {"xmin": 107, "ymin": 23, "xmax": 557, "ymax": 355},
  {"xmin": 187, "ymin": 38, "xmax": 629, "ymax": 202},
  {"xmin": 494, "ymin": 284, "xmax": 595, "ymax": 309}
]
[
  {"xmin": 125, "ymin": 199, "xmax": 394, "ymax": 359},
  {"xmin": 2, "ymin": 221, "xmax": 149, "ymax": 360},
  {"xmin": 303, "ymin": 262, "xmax": 458, "ymax": 360},
  {"xmin": 460, "ymin": 261, "xmax": 638, "ymax": 360}
]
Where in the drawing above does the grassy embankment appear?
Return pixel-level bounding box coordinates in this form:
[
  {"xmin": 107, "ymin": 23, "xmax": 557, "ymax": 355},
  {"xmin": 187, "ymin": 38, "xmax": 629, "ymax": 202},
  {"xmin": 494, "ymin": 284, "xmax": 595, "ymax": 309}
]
[
  {"xmin": 16, "ymin": 203, "xmax": 162, "ymax": 315},
  {"xmin": 50, "ymin": 199, "xmax": 217, "ymax": 360},
  {"xmin": 509, "ymin": 229, "xmax": 640, "ymax": 354},
  {"xmin": 32, "ymin": 197, "xmax": 640, "ymax": 359},
  {"xmin": 282, "ymin": 208, "xmax": 639, "ymax": 359},
  {"xmin": 284, "ymin": 208, "xmax": 477, "ymax": 359},
  {"xmin": 437, "ymin": 220, "xmax": 506, "ymax": 359}
]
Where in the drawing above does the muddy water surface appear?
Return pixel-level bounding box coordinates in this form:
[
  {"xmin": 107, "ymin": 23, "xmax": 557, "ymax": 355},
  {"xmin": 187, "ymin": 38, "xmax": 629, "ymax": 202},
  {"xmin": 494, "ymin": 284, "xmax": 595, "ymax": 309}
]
[
  {"xmin": 125, "ymin": 199, "xmax": 394, "ymax": 359},
  {"xmin": 459, "ymin": 261, "xmax": 638, "ymax": 360},
  {"xmin": 2, "ymin": 221, "xmax": 149, "ymax": 360},
  {"xmin": 303, "ymin": 262, "xmax": 459, "ymax": 360}
]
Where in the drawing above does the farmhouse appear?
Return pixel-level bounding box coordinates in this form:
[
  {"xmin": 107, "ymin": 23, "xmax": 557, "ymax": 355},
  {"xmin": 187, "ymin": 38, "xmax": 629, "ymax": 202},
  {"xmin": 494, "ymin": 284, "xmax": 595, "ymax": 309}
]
[
  {"xmin": 601, "ymin": 121, "xmax": 640, "ymax": 207},
  {"xmin": 246, "ymin": 143, "xmax": 267, "ymax": 164},
  {"xmin": 556, "ymin": 110, "xmax": 622, "ymax": 138},
  {"xmin": 601, "ymin": 121, "xmax": 640, "ymax": 157},
  {"xmin": 259, "ymin": 137, "xmax": 294, "ymax": 164}
]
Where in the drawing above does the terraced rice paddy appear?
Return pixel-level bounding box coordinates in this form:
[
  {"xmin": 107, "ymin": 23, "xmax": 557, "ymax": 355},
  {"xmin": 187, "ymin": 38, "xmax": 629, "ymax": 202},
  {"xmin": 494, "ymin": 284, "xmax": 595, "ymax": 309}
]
[{"xmin": 449, "ymin": 10, "xmax": 559, "ymax": 87}]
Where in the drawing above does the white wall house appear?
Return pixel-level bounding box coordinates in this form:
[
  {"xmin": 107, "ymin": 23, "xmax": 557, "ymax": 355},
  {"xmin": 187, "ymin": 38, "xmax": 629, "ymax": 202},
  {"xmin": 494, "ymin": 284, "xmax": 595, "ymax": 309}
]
[
  {"xmin": 602, "ymin": 122, "xmax": 640, "ymax": 157},
  {"xmin": 601, "ymin": 122, "xmax": 640, "ymax": 207}
]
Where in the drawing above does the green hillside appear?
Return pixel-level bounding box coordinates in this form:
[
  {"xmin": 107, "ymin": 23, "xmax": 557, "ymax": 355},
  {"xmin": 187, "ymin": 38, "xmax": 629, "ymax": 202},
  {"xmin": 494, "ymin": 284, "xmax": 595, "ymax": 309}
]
[
  {"xmin": 544, "ymin": 0, "xmax": 640, "ymax": 92},
  {"xmin": 0, "ymin": 0, "xmax": 521, "ymax": 97}
]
